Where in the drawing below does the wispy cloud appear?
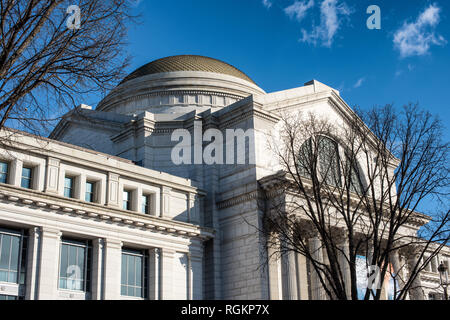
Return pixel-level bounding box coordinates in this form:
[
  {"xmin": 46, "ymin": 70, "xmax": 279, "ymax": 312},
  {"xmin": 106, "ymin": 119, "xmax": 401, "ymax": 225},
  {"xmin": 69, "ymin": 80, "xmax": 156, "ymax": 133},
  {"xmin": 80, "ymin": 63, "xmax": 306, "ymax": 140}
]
[
  {"xmin": 262, "ymin": 0, "xmax": 272, "ymax": 9},
  {"xmin": 284, "ymin": 0, "xmax": 315, "ymax": 22},
  {"xmin": 299, "ymin": 0, "xmax": 352, "ymax": 47},
  {"xmin": 353, "ymin": 77, "xmax": 365, "ymax": 88},
  {"xmin": 393, "ymin": 4, "xmax": 446, "ymax": 58}
]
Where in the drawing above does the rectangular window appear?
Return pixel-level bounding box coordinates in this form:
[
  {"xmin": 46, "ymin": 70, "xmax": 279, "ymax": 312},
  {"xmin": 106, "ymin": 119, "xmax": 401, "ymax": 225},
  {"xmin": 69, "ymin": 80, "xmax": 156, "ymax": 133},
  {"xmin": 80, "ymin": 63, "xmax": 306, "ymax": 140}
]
[
  {"xmin": 59, "ymin": 238, "xmax": 91, "ymax": 292},
  {"xmin": 0, "ymin": 162, "xmax": 8, "ymax": 184},
  {"xmin": 85, "ymin": 182, "xmax": 95, "ymax": 203},
  {"xmin": 0, "ymin": 228, "xmax": 27, "ymax": 285},
  {"xmin": 121, "ymin": 248, "xmax": 148, "ymax": 298},
  {"xmin": 21, "ymin": 167, "xmax": 33, "ymax": 189},
  {"xmin": 64, "ymin": 177, "xmax": 74, "ymax": 198},
  {"xmin": 123, "ymin": 190, "xmax": 131, "ymax": 210},
  {"xmin": 141, "ymin": 195, "xmax": 150, "ymax": 215}
]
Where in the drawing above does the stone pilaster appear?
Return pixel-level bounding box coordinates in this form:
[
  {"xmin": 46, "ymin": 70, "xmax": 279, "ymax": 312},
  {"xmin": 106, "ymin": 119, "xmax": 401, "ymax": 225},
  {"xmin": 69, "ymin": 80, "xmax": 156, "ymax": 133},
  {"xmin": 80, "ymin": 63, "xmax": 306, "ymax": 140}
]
[
  {"xmin": 160, "ymin": 248, "xmax": 175, "ymax": 299},
  {"xmin": 10, "ymin": 159, "xmax": 23, "ymax": 187},
  {"xmin": 37, "ymin": 227, "xmax": 61, "ymax": 300},
  {"xmin": 45, "ymin": 157, "xmax": 60, "ymax": 194},
  {"xmin": 149, "ymin": 248, "xmax": 161, "ymax": 300},
  {"xmin": 106, "ymin": 173, "xmax": 120, "ymax": 207},
  {"xmin": 161, "ymin": 186, "xmax": 171, "ymax": 218},
  {"xmin": 91, "ymin": 238, "xmax": 104, "ymax": 300},
  {"xmin": 188, "ymin": 192, "xmax": 199, "ymax": 224},
  {"xmin": 103, "ymin": 238, "xmax": 122, "ymax": 300},
  {"xmin": 25, "ymin": 227, "xmax": 40, "ymax": 300},
  {"xmin": 190, "ymin": 251, "xmax": 203, "ymax": 300}
]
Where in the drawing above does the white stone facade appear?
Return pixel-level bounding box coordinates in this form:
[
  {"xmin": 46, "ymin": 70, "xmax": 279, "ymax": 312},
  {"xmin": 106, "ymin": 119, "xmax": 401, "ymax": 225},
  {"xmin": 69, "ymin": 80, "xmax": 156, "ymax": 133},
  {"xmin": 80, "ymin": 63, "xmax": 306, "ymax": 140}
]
[{"xmin": 0, "ymin": 55, "xmax": 448, "ymax": 300}]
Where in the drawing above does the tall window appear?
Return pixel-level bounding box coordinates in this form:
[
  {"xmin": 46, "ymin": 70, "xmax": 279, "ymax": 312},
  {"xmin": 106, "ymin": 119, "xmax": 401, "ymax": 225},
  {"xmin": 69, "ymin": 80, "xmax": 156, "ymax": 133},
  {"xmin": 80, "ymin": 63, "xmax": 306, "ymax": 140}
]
[
  {"xmin": 123, "ymin": 190, "xmax": 131, "ymax": 210},
  {"xmin": 21, "ymin": 167, "xmax": 33, "ymax": 189},
  {"xmin": 0, "ymin": 162, "xmax": 8, "ymax": 184},
  {"xmin": 317, "ymin": 136, "xmax": 341, "ymax": 187},
  {"xmin": 85, "ymin": 182, "xmax": 95, "ymax": 203},
  {"xmin": 121, "ymin": 249, "xmax": 148, "ymax": 298},
  {"xmin": 0, "ymin": 228, "xmax": 27, "ymax": 285},
  {"xmin": 59, "ymin": 238, "xmax": 91, "ymax": 292},
  {"xmin": 141, "ymin": 195, "xmax": 150, "ymax": 215},
  {"xmin": 299, "ymin": 136, "xmax": 365, "ymax": 191},
  {"xmin": 64, "ymin": 177, "xmax": 74, "ymax": 198}
]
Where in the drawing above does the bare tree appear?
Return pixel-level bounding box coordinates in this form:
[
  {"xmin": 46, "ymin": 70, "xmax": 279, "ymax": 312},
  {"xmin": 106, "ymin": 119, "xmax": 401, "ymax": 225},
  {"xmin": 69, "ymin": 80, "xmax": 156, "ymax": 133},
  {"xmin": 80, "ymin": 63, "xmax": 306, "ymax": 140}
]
[
  {"xmin": 0, "ymin": 0, "xmax": 136, "ymax": 138},
  {"xmin": 260, "ymin": 104, "xmax": 449, "ymax": 300}
]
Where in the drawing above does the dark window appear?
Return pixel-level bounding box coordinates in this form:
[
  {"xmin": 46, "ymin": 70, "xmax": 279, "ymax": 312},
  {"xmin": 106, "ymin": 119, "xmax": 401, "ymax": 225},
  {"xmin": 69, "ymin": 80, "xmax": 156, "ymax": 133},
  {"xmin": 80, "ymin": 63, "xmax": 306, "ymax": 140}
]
[
  {"xmin": 0, "ymin": 228, "xmax": 27, "ymax": 285},
  {"xmin": 0, "ymin": 162, "xmax": 8, "ymax": 184},
  {"xmin": 123, "ymin": 190, "xmax": 131, "ymax": 210},
  {"xmin": 85, "ymin": 182, "xmax": 95, "ymax": 203},
  {"xmin": 21, "ymin": 167, "xmax": 33, "ymax": 189},
  {"xmin": 141, "ymin": 195, "xmax": 150, "ymax": 214},
  {"xmin": 59, "ymin": 238, "xmax": 92, "ymax": 292},
  {"xmin": 121, "ymin": 248, "xmax": 148, "ymax": 298},
  {"xmin": 64, "ymin": 177, "xmax": 74, "ymax": 198}
]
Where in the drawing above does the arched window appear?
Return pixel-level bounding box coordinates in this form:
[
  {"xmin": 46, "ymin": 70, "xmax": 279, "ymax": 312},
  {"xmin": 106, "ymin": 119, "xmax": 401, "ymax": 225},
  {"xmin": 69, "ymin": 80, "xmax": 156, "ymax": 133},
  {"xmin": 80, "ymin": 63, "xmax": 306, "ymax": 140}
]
[
  {"xmin": 298, "ymin": 136, "xmax": 341, "ymax": 187},
  {"xmin": 298, "ymin": 136, "xmax": 364, "ymax": 193}
]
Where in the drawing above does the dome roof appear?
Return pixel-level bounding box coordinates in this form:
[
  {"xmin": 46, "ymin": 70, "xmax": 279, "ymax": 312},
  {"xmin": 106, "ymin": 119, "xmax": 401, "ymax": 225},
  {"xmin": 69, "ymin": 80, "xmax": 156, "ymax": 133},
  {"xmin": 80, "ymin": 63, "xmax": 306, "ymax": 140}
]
[{"xmin": 122, "ymin": 55, "xmax": 256, "ymax": 85}]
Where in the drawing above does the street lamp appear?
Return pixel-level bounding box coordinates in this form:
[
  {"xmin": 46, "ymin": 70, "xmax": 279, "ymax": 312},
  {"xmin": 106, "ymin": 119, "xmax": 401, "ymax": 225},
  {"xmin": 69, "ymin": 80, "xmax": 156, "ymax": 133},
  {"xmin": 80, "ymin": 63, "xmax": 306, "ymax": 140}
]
[{"xmin": 438, "ymin": 261, "xmax": 448, "ymax": 300}]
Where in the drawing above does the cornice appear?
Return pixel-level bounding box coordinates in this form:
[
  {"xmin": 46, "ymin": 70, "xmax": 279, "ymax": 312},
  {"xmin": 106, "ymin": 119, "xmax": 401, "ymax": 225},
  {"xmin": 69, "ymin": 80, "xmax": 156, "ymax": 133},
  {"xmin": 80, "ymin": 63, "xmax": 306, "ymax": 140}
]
[
  {"xmin": 216, "ymin": 190, "xmax": 259, "ymax": 209},
  {"xmin": 0, "ymin": 184, "xmax": 214, "ymax": 240}
]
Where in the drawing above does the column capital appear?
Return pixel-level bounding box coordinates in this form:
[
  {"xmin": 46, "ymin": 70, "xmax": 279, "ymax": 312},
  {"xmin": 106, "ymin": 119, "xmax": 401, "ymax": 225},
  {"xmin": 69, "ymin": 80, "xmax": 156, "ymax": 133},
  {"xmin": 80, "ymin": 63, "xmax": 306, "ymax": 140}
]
[
  {"xmin": 104, "ymin": 238, "xmax": 122, "ymax": 249},
  {"xmin": 40, "ymin": 226, "xmax": 62, "ymax": 239}
]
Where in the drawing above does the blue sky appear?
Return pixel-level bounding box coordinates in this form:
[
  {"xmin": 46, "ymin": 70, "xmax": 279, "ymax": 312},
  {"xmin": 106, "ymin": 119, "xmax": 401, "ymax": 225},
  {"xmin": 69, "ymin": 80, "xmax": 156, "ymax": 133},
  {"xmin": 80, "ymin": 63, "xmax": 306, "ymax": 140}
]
[{"xmin": 120, "ymin": 0, "xmax": 450, "ymax": 140}]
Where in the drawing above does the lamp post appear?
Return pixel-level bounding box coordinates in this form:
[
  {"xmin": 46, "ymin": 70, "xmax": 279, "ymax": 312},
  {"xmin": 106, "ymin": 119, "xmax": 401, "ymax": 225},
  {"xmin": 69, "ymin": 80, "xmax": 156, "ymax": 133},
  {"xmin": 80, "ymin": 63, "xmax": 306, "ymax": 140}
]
[{"xmin": 438, "ymin": 261, "xmax": 448, "ymax": 300}]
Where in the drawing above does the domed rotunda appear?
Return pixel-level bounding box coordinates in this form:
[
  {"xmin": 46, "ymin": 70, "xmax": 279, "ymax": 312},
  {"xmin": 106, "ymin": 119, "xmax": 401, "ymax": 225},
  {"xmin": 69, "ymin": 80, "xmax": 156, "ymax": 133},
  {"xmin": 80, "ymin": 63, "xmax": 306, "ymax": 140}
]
[{"xmin": 96, "ymin": 55, "xmax": 266, "ymax": 115}]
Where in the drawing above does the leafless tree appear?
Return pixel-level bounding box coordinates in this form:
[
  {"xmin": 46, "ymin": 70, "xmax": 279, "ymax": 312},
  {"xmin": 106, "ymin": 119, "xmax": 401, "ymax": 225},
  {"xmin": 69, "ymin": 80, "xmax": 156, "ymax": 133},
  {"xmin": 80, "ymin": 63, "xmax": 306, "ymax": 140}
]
[
  {"xmin": 260, "ymin": 103, "xmax": 449, "ymax": 300},
  {"xmin": 0, "ymin": 0, "xmax": 136, "ymax": 140}
]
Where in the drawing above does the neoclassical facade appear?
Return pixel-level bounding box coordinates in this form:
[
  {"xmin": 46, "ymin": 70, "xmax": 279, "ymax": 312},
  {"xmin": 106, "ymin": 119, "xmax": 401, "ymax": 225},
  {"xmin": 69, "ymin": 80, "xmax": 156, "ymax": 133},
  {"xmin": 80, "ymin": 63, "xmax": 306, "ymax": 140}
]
[{"xmin": 0, "ymin": 55, "xmax": 448, "ymax": 300}]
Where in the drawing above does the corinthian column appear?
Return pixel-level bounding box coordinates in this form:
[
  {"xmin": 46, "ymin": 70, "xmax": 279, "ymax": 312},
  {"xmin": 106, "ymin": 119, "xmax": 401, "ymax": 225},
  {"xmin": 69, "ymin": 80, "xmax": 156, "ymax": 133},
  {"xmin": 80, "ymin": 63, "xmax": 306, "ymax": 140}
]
[
  {"xmin": 407, "ymin": 251, "xmax": 424, "ymax": 300},
  {"xmin": 338, "ymin": 239, "xmax": 351, "ymax": 298},
  {"xmin": 309, "ymin": 236, "xmax": 325, "ymax": 300},
  {"xmin": 280, "ymin": 236, "xmax": 298, "ymax": 300}
]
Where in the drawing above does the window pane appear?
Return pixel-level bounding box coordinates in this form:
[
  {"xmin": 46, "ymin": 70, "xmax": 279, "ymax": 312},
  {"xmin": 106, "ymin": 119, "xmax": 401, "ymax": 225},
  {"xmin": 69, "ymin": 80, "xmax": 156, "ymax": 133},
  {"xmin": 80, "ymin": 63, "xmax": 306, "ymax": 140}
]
[
  {"xmin": 0, "ymin": 235, "xmax": 11, "ymax": 270},
  {"xmin": 123, "ymin": 191, "xmax": 130, "ymax": 210},
  {"xmin": 85, "ymin": 182, "xmax": 94, "ymax": 202},
  {"xmin": 121, "ymin": 255, "xmax": 127, "ymax": 285},
  {"xmin": 64, "ymin": 177, "xmax": 73, "ymax": 198},
  {"xmin": 121, "ymin": 250, "xmax": 145, "ymax": 297},
  {"xmin": 77, "ymin": 247, "xmax": 85, "ymax": 280},
  {"xmin": 22, "ymin": 167, "xmax": 32, "ymax": 179},
  {"xmin": 0, "ymin": 232, "xmax": 22, "ymax": 284},
  {"xmin": 21, "ymin": 167, "xmax": 32, "ymax": 189},
  {"xmin": 128, "ymin": 255, "xmax": 135, "ymax": 286},
  {"xmin": 60, "ymin": 245, "xmax": 68, "ymax": 277},
  {"xmin": 135, "ymin": 256, "xmax": 142, "ymax": 286},
  {"xmin": 9, "ymin": 236, "xmax": 20, "ymax": 271},
  {"xmin": 59, "ymin": 240, "xmax": 89, "ymax": 292},
  {"xmin": 0, "ymin": 162, "xmax": 7, "ymax": 184}
]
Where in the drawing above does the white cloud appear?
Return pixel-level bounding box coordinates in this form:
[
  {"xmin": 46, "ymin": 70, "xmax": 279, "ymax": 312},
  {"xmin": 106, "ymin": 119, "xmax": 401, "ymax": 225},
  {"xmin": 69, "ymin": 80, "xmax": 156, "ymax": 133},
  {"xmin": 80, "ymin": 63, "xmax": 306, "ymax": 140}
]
[
  {"xmin": 393, "ymin": 4, "xmax": 446, "ymax": 58},
  {"xmin": 284, "ymin": 0, "xmax": 315, "ymax": 22},
  {"xmin": 262, "ymin": 0, "xmax": 272, "ymax": 9},
  {"xmin": 353, "ymin": 77, "xmax": 365, "ymax": 88},
  {"xmin": 300, "ymin": 0, "xmax": 352, "ymax": 47}
]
